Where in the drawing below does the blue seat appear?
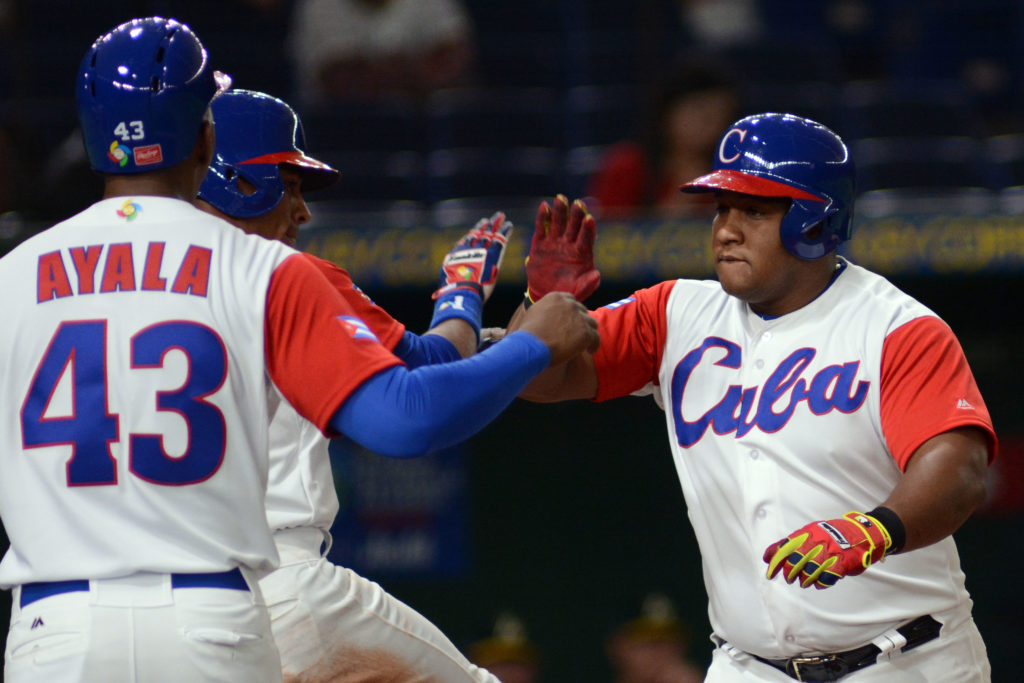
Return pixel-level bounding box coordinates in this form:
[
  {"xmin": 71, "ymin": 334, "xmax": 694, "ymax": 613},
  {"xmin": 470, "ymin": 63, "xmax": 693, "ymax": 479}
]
[
  {"xmin": 839, "ymin": 80, "xmax": 985, "ymax": 140},
  {"xmin": 300, "ymin": 98, "xmax": 427, "ymax": 155},
  {"xmin": 985, "ymin": 134, "xmax": 1024, "ymax": 189},
  {"xmin": 563, "ymin": 84, "xmax": 641, "ymax": 149},
  {"xmin": 853, "ymin": 136, "xmax": 992, "ymax": 194},
  {"xmin": 425, "ymin": 146, "xmax": 561, "ymax": 204},
  {"xmin": 426, "ymin": 87, "xmax": 562, "ymax": 152},
  {"xmin": 738, "ymin": 81, "xmax": 842, "ymax": 130},
  {"xmin": 316, "ymin": 150, "xmax": 426, "ymax": 203}
]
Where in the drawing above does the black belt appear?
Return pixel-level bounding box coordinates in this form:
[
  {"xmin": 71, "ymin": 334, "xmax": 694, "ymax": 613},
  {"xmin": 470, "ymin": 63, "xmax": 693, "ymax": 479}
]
[
  {"xmin": 20, "ymin": 568, "xmax": 249, "ymax": 608},
  {"xmin": 752, "ymin": 615, "xmax": 942, "ymax": 682}
]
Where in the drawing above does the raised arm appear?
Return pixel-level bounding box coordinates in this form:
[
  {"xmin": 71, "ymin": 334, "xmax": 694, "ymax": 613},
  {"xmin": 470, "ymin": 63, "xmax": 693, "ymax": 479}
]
[
  {"xmin": 332, "ymin": 292, "xmax": 600, "ymax": 456},
  {"xmin": 509, "ymin": 195, "xmax": 603, "ymax": 402},
  {"xmin": 405, "ymin": 212, "xmax": 512, "ymax": 361}
]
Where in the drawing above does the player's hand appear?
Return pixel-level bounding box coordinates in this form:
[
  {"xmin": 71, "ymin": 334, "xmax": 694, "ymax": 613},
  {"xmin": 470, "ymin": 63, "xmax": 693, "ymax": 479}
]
[
  {"xmin": 478, "ymin": 326, "xmax": 506, "ymax": 351},
  {"xmin": 516, "ymin": 292, "xmax": 600, "ymax": 366},
  {"xmin": 763, "ymin": 511, "xmax": 893, "ymax": 589},
  {"xmin": 433, "ymin": 212, "xmax": 512, "ymax": 303},
  {"xmin": 525, "ymin": 195, "xmax": 601, "ymax": 305}
]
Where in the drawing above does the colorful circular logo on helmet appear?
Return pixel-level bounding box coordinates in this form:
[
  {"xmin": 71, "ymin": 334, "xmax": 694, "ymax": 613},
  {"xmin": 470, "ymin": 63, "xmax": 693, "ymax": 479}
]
[
  {"xmin": 108, "ymin": 141, "xmax": 131, "ymax": 167},
  {"xmin": 116, "ymin": 200, "xmax": 142, "ymax": 220}
]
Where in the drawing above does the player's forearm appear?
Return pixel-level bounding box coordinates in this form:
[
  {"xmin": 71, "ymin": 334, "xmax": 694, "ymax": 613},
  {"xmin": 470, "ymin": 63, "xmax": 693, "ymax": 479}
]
[
  {"xmin": 424, "ymin": 319, "xmax": 477, "ymax": 358},
  {"xmin": 330, "ymin": 331, "xmax": 550, "ymax": 457},
  {"xmin": 880, "ymin": 427, "xmax": 990, "ymax": 553},
  {"xmin": 507, "ymin": 301, "xmax": 599, "ymax": 402},
  {"xmin": 393, "ymin": 329, "xmax": 464, "ymax": 368},
  {"xmin": 519, "ymin": 353, "xmax": 598, "ymax": 402}
]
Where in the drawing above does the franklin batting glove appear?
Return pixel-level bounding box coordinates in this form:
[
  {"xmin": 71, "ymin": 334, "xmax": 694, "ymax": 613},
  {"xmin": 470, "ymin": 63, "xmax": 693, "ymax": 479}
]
[
  {"xmin": 763, "ymin": 511, "xmax": 893, "ymax": 590},
  {"xmin": 430, "ymin": 212, "xmax": 512, "ymax": 340},
  {"xmin": 524, "ymin": 195, "xmax": 600, "ymax": 308},
  {"xmin": 433, "ymin": 212, "xmax": 513, "ymax": 304}
]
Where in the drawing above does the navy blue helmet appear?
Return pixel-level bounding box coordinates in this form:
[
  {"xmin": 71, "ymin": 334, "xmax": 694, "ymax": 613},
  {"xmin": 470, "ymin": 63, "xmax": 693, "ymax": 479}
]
[
  {"xmin": 681, "ymin": 112, "xmax": 855, "ymax": 259},
  {"xmin": 198, "ymin": 90, "xmax": 339, "ymax": 218},
  {"xmin": 77, "ymin": 17, "xmax": 228, "ymax": 174}
]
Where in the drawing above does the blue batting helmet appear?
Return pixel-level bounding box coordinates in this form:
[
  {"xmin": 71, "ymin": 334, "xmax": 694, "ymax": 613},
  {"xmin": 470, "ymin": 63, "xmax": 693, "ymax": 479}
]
[
  {"xmin": 680, "ymin": 112, "xmax": 855, "ymax": 259},
  {"xmin": 197, "ymin": 90, "xmax": 339, "ymax": 218},
  {"xmin": 76, "ymin": 17, "xmax": 228, "ymax": 174}
]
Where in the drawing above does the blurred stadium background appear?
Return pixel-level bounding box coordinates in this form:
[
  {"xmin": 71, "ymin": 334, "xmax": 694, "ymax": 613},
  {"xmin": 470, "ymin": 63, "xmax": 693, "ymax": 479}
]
[{"xmin": 1, "ymin": 1, "xmax": 1022, "ymax": 680}]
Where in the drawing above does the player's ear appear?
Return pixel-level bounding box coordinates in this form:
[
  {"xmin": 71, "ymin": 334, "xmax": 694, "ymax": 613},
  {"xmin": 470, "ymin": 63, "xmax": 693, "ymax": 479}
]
[{"xmin": 195, "ymin": 112, "xmax": 216, "ymax": 170}]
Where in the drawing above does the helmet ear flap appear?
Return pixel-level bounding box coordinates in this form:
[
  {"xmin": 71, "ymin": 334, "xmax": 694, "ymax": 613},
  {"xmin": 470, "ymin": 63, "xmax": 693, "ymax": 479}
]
[
  {"xmin": 197, "ymin": 89, "xmax": 338, "ymax": 217},
  {"xmin": 782, "ymin": 199, "xmax": 844, "ymax": 260},
  {"xmin": 203, "ymin": 155, "xmax": 285, "ymax": 218}
]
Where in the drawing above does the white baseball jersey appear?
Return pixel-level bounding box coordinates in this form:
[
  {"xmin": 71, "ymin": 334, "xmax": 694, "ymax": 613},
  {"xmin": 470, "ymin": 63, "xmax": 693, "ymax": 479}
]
[
  {"xmin": 0, "ymin": 196, "xmax": 401, "ymax": 587},
  {"xmin": 259, "ymin": 255, "xmax": 498, "ymax": 681},
  {"xmin": 265, "ymin": 255, "xmax": 406, "ymax": 536},
  {"xmin": 590, "ymin": 258, "xmax": 996, "ymax": 659}
]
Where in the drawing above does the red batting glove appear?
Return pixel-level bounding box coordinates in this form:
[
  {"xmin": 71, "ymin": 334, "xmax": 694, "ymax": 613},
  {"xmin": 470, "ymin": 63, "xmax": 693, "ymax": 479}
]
[
  {"xmin": 763, "ymin": 511, "xmax": 892, "ymax": 590},
  {"xmin": 524, "ymin": 195, "xmax": 600, "ymax": 306}
]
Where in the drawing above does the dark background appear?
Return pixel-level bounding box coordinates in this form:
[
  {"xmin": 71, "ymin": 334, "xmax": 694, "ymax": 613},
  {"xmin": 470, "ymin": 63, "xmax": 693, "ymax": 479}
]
[{"xmin": 1, "ymin": 1, "xmax": 1023, "ymax": 681}]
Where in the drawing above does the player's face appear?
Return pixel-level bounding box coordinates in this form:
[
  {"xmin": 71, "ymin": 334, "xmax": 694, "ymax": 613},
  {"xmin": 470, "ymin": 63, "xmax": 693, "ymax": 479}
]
[
  {"xmin": 233, "ymin": 166, "xmax": 312, "ymax": 247},
  {"xmin": 712, "ymin": 191, "xmax": 825, "ymax": 316}
]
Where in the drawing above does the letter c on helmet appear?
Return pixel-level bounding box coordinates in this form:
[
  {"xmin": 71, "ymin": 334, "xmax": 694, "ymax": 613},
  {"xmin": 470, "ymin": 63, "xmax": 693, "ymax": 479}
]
[{"xmin": 718, "ymin": 128, "xmax": 747, "ymax": 164}]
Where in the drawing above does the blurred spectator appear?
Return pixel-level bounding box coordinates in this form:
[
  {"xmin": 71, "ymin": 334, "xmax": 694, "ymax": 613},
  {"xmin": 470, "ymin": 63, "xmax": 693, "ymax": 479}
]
[
  {"xmin": 468, "ymin": 612, "xmax": 541, "ymax": 683},
  {"xmin": 606, "ymin": 593, "xmax": 705, "ymax": 683},
  {"xmin": 287, "ymin": 0, "xmax": 477, "ymax": 106},
  {"xmin": 586, "ymin": 58, "xmax": 739, "ymax": 218},
  {"xmin": 678, "ymin": 0, "xmax": 762, "ymax": 47}
]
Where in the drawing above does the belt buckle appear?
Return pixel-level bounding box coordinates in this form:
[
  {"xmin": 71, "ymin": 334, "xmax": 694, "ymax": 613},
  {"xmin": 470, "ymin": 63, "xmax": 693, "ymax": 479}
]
[{"xmin": 788, "ymin": 654, "xmax": 843, "ymax": 682}]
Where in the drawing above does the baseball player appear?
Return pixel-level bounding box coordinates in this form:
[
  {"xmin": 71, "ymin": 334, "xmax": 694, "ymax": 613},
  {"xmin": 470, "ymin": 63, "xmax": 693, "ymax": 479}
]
[
  {"xmin": 0, "ymin": 17, "xmax": 598, "ymax": 683},
  {"xmin": 194, "ymin": 87, "xmax": 509, "ymax": 681},
  {"xmin": 516, "ymin": 114, "xmax": 997, "ymax": 681}
]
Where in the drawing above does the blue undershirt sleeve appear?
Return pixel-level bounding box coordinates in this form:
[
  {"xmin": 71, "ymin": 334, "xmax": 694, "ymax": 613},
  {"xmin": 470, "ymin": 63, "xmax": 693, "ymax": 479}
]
[
  {"xmin": 391, "ymin": 330, "xmax": 462, "ymax": 368},
  {"xmin": 329, "ymin": 331, "xmax": 550, "ymax": 458}
]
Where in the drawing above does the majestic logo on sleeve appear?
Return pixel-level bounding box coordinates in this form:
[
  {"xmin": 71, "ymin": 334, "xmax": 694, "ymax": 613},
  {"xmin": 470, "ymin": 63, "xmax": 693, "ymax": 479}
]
[{"xmin": 671, "ymin": 337, "xmax": 869, "ymax": 447}]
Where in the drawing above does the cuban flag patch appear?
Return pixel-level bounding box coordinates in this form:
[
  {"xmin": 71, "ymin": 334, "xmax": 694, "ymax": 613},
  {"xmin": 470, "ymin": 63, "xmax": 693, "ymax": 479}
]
[
  {"xmin": 337, "ymin": 315, "xmax": 380, "ymax": 342},
  {"xmin": 604, "ymin": 296, "xmax": 636, "ymax": 310}
]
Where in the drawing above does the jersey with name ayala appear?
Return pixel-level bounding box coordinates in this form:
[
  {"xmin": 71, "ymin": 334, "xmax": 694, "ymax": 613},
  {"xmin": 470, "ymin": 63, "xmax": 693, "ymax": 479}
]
[
  {"xmin": 590, "ymin": 258, "xmax": 996, "ymax": 658},
  {"xmin": 0, "ymin": 197, "xmax": 401, "ymax": 587},
  {"xmin": 265, "ymin": 253, "xmax": 406, "ymax": 537}
]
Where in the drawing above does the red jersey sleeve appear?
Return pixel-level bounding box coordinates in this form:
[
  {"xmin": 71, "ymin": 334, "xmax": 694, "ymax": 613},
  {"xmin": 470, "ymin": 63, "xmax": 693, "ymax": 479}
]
[
  {"xmin": 265, "ymin": 254, "xmax": 403, "ymax": 433},
  {"xmin": 591, "ymin": 281, "xmax": 674, "ymax": 401},
  {"xmin": 880, "ymin": 315, "xmax": 997, "ymax": 470},
  {"xmin": 302, "ymin": 253, "xmax": 406, "ymax": 351}
]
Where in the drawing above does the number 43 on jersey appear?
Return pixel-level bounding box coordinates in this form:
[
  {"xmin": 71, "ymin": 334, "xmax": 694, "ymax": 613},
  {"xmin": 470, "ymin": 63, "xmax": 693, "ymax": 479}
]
[{"xmin": 21, "ymin": 320, "xmax": 229, "ymax": 487}]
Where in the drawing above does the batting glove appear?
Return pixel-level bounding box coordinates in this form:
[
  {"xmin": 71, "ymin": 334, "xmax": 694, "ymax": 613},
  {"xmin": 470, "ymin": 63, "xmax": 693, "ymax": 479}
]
[
  {"xmin": 432, "ymin": 211, "xmax": 512, "ymax": 304},
  {"xmin": 763, "ymin": 511, "xmax": 893, "ymax": 590},
  {"xmin": 524, "ymin": 195, "xmax": 600, "ymax": 307},
  {"xmin": 430, "ymin": 212, "xmax": 512, "ymax": 340}
]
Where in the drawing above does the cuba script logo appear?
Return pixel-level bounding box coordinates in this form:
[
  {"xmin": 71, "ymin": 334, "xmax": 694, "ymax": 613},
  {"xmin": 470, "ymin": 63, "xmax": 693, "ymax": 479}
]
[{"xmin": 671, "ymin": 337, "xmax": 869, "ymax": 447}]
